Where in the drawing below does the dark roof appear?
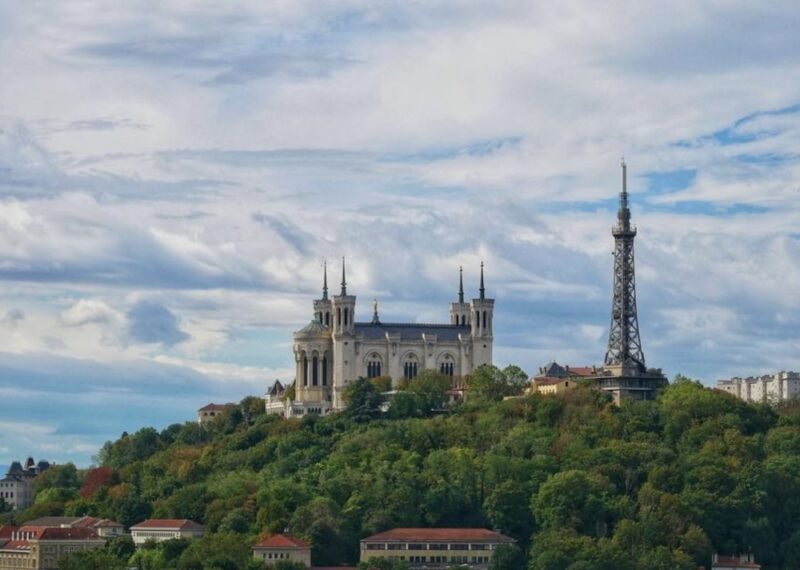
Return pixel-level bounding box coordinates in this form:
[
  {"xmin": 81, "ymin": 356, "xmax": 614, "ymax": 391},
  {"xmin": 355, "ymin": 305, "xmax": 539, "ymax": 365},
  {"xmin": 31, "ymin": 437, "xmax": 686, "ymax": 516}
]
[
  {"xmin": 713, "ymin": 556, "xmax": 761, "ymax": 569},
  {"xmin": 362, "ymin": 528, "xmax": 515, "ymax": 543},
  {"xmin": 198, "ymin": 403, "xmax": 234, "ymax": 412},
  {"xmin": 268, "ymin": 381, "xmax": 285, "ymax": 396},
  {"xmin": 253, "ymin": 534, "xmax": 310, "ymax": 549},
  {"xmin": 354, "ymin": 323, "xmax": 470, "ymax": 342}
]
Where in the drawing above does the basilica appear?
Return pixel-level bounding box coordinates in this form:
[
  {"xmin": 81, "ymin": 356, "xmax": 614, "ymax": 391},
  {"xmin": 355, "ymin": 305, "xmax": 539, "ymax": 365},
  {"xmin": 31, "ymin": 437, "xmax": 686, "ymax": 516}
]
[{"xmin": 265, "ymin": 261, "xmax": 494, "ymax": 416}]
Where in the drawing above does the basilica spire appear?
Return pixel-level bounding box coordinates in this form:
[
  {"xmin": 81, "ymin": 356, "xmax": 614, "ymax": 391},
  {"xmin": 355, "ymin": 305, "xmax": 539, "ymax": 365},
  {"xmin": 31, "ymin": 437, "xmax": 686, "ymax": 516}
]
[
  {"xmin": 479, "ymin": 262, "xmax": 485, "ymax": 300},
  {"xmin": 605, "ymin": 159, "xmax": 645, "ymax": 371},
  {"xmin": 340, "ymin": 257, "xmax": 347, "ymax": 296},
  {"xmin": 458, "ymin": 266, "xmax": 464, "ymax": 303},
  {"xmin": 322, "ymin": 260, "xmax": 329, "ymax": 300}
]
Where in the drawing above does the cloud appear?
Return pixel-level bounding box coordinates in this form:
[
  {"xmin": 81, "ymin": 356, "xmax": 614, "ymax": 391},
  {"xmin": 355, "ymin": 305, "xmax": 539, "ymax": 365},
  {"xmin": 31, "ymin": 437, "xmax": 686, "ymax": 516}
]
[
  {"xmin": 0, "ymin": 0, "xmax": 799, "ymax": 465},
  {"xmin": 127, "ymin": 300, "xmax": 190, "ymax": 347}
]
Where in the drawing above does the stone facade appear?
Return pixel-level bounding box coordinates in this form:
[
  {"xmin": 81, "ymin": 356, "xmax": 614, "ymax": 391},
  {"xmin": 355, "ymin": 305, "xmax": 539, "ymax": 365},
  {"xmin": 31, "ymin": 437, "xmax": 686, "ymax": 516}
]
[
  {"xmin": 0, "ymin": 526, "xmax": 104, "ymax": 570},
  {"xmin": 252, "ymin": 534, "xmax": 311, "ymax": 566},
  {"xmin": 0, "ymin": 458, "xmax": 49, "ymax": 511},
  {"xmin": 130, "ymin": 519, "xmax": 204, "ymax": 548},
  {"xmin": 272, "ymin": 262, "xmax": 494, "ymax": 417},
  {"xmin": 716, "ymin": 371, "xmax": 800, "ymax": 404}
]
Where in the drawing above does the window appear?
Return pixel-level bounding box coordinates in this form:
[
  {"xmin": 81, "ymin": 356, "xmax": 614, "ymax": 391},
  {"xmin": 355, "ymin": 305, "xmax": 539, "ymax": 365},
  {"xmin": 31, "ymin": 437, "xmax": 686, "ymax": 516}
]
[
  {"xmin": 439, "ymin": 354, "xmax": 455, "ymax": 377},
  {"xmin": 302, "ymin": 356, "xmax": 309, "ymax": 386},
  {"xmin": 312, "ymin": 355, "xmax": 319, "ymax": 386},
  {"xmin": 322, "ymin": 356, "xmax": 328, "ymax": 386},
  {"xmin": 367, "ymin": 355, "xmax": 382, "ymax": 379}
]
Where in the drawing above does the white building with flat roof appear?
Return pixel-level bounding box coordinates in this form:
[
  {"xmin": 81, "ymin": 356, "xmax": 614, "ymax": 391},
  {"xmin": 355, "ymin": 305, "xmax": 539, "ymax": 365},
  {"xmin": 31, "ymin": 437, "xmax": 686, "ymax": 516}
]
[{"xmin": 717, "ymin": 371, "xmax": 800, "ymax": 404}]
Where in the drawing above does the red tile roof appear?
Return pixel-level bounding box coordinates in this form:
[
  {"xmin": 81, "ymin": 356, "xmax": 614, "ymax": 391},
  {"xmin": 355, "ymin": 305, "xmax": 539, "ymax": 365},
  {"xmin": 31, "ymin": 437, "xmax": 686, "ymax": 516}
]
[
  {"xmin": 362, "ymin": 528, "xmax": 514, "ymax": 543},
  {"xmin": 254, "ymin": 534, "xmax": 310, "ymax": 549},
  {"xmin": 566, "ymin": 367, "xmax": 596, "ymax": 377},
  {"xmin": 131, "ymin": 519, "xmax": 204, "ymax": 531},
  {"xmin": 0, "ymin": 540, "xmax": 30, "ymax": 552},
  {"xmin": 0, "ymin": 526, "xmax": 17, "ymax": 540},
  {"xmin": 534, "ymin": 377, "xmax": 569, "ymax": 386}
]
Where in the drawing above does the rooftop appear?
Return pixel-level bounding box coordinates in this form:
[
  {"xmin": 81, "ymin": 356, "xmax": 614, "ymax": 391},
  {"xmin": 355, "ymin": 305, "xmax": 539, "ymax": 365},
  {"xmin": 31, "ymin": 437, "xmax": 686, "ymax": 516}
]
[
  {"xmin": 354, "ymin": 323, "xmax": 470, "ymax": 342},
  {"xmin": 253, "ymin": 534, "xmax": 310, "ymax": 549},
  {"xmin": 362, "ymin": 528, "xmax": 515, "ymax": 543},
  {"xmin": 198, "ymin": 403, "xmax": 235, "ymax": 412},
  {"xmin": 130, "ymin": 519, "xmax": 204, "ymax": 531}
]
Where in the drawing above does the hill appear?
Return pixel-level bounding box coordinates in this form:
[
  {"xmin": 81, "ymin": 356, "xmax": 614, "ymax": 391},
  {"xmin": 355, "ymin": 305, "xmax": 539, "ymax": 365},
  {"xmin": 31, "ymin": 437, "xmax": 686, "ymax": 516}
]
[{"xmin": 3, "ymin": 371, "xmax": 800, "ymax": 569}]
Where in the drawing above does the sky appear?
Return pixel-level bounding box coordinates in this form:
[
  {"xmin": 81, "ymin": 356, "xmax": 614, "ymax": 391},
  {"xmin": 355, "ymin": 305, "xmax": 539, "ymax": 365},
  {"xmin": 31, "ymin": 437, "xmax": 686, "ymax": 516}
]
[{"xmin": 1, "ymin": 1, "xmax": 800, "ymax": 467}]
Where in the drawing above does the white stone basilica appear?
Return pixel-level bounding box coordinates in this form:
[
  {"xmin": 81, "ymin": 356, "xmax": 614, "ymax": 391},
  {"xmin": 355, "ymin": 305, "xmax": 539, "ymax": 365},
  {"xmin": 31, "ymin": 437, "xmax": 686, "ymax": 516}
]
[{"xmin": 267, "ymin": 260, "xmax": 494, "ymax": 416}]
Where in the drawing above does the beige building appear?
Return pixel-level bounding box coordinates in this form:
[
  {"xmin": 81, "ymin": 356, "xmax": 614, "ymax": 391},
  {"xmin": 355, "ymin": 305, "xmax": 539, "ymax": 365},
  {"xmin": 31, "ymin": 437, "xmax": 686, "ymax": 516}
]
[
  {"xmin": 252, "ymin": 534, "xmax": 311, "ymax": 566},
  {"xmin": 717, "ymin": 371, "xmax": 800, "ymax": 404},
  {"xmin": 130, "ymin": 519, "xmax": 204, "ymax": 547},
  {"xmin": 531, "ymin": 377, "xmax": 576, "ymax": 395},
  {"xmin": 273, "ymin": 262, "xmax": 494, "ymax": 417},
  {"xmin": 532, "ymin": 361, "xmax": 667, "ymax": 404},
  {"xmin": 197, "ymin": 403, "xmax": 235, "ymax": 425},
  {"xmin": 0, "ymin": 458, "xmax": 50, "ymax": 511},
  {"xmin": 25, "ymin": 517, "xmax": 124, "ymax": 538},
  {"xmin": 360, "ymin": 528, "xmax": 514, "ymax": 569},
  {"xmin": 0, "ymin": 526, "xmax": 104, "ymax": 570}
]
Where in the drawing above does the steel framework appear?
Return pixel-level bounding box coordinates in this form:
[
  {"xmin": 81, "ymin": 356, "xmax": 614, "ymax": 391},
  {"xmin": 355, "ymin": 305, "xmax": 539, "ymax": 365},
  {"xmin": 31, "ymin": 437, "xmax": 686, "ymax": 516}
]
[{"xmin": 604, "ymin": 161, "xmax": 646, "ymax": 371}]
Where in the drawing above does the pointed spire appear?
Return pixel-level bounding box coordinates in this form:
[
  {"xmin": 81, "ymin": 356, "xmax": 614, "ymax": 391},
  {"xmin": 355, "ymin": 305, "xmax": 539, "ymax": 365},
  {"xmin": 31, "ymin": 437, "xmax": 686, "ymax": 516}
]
[
  {"xmin": 322, "ymin": 260, "xmax": 328, "ymax": 300},
  {"xmin": 340, "ymin": 257, "xmax": 347, "ymax": 296},
  {"xmin": 458, "ymin": 266, "xmax": 464, "ymax": 303},
  {"xmin": 371, "ymin": 299, "xmax": 380, "ymax": 324},
  {"xmin": 616, "ymin": 158, "xmax": 632, "ymax": 233},
  {"xmin": 479, "ymin": 261, "xmax": 485, "ymax": 300}
]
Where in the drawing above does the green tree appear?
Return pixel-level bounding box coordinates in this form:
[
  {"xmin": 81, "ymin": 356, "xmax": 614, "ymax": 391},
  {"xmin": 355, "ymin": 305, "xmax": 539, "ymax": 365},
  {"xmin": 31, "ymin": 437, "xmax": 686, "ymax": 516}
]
[
  {"xmin": 488, "ymin": 544, "xmax": 524, "ymax": 570},
  {"xmin": 343, "ymin": 377, "xmax": 384, "ymax": 422}
]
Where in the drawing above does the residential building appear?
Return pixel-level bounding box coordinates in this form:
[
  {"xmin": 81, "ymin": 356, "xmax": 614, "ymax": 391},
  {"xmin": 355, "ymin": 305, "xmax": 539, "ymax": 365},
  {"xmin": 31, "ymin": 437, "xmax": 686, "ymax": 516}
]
[
  {"xmin": 712, "ymin": 552, "xmax": 761, "ymax": 569},
  {"xmin": 532, "ymin": 361, "xmax": 666, "ymax": 404},
  {"xmin": 530, "ymin": 376, "xmax": 576, "ymax": 395},
  {"xmin": 272, "ymin": 261, "xmax": 494, "ymax": 418},
  {"xmin": 360, "ymin": 528, "xmax": 514, "ymax": 569},
  {"xmin": 197, "ymin": 403, "xmax": 236, "ymax": 425},
  {"xmin": 252, "ymin": 534, "xmax": 311, "ymax": 566},
  {"xmin": 0, "ymin": 458, "xmax": 50, "ymax": 511},
  {"xmin": 0, "ymin": 526, "xmax": 104, "ymax": 570},
  {"xmin": 130, "ymin": 519, "xmax": 204, "ymax": 547},
  {"xmin": 716, "ymin": 371, "xmax": 800, "ymax": 404},
  {"xmin": 25, "ymin": 516, "xmax": 124, "ymax": 538}
]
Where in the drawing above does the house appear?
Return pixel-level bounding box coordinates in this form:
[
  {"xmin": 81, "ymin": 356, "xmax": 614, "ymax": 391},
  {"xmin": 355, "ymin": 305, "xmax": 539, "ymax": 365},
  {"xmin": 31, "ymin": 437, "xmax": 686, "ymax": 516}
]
[
  {"xmin": 360, "ymin": 528, "xmax": 515, "ymax": 569},
  {"xmin": 130, "ymin": 519, "xmax": 204, "ymax": 547},
  {"xmin": 264, "ymin": 381, "xmax": 288, "ymax": 415},
  {"xmin": 252, "ymin": 534, "xmax": 311, "ymax": 566},
  {"xmin": 25, "ymin": 516, "xmax": 125, "ymax": 538},
  {"xmin": 197, "ymin": 403, "xmax": 236, "ymax": 425},
  {"xmin": 0, "ymin": 458, "xmax": 50, "ymax": 511},
  {"xmin": 0, "ymin": 526, "xmax": 104, "ymax": 569},
  {"xmin": 712, "ymin": 553, "xmax": 761, "ymax": 569},
  {"xmin": 530, "ymin": 377, "xmax": 576, "ymax": 395}
]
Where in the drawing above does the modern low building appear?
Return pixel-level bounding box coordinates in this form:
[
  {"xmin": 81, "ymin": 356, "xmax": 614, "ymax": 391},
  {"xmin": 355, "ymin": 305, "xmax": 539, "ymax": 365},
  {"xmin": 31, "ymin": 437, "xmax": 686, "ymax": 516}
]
[
  {"xmin": 360, "ymin": 528, "xmax": 515, "ymax": 569},
  {"xmin": 712, "ymin": 552, "xmax": 761, "ymax": 569},
  {"xmin": 532, "ymin": 361, "xmax": 667, "ymax": 404},
  {"xmin": 197, "ymin": 403, "xmax": 236, "ymax": 425},
  {"xmin": 130, "ymin": 519, "xmax": 204, "ymax": 547},
  {"xmin": 252, "ymin": 534, "xmax": 311, "ymax": 566},
  {"xmin": 716, "ymin": 371, "xmax": 800, "ymax": 404},
  {"xmin": 0, "ymin": 526, "xmax": 104, "ymax": 570},
  {"xmin": 0, "ymin": 458, "xmax": 50, "ymax": 511},
  {"xmin": 25, "ymin": 516, "xmax": 124, "ymax": 538}
]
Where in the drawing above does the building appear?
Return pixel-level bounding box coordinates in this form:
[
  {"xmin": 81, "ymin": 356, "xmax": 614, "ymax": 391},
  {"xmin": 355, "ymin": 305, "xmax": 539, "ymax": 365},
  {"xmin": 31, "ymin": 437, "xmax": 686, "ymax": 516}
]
[
  {"xmin": 264, "ymin": 381, "xmax": 288, "ymax": 415},
  {"xmin": 716, "ymin": 371, "xmax": 800, "ymax": 404},
  {"xmin": 129, "ymin": 519, "xmax": 204, "ymax": 547},
  {"xmin": 197, "ymin": 403, "xmax": 236, "ymax": 425},
  {"xmin": 531, "ymin": 376, "xmax": 576, "ymax": 395},
  {"xmin": 0, "ymin": 526, "xmax": 104, "ymax": 570},
  {"xmin": 533, "ymin": 163, "xmax": 667, "ymax": 404},
  {"xmin": 360, "ymin": 528, "xmax": 514, "ymax": 569},
  {"xmin": 272, "ymin": 261, "xmax": 494, "ymax": 417},
  {"xmin": 25, "ymin": 516, "xmax": 124, "ymax": 538},
  {"xmin": 0, "ymin": 458, "xmax": 50, "ymax": 511},
  {"xmin": 712, "ymin": 552, "xmax": 761, "ymax": 569},
  {"xmin": 252, "ymin": 534, "xmax": 311, "ymax": 566}
]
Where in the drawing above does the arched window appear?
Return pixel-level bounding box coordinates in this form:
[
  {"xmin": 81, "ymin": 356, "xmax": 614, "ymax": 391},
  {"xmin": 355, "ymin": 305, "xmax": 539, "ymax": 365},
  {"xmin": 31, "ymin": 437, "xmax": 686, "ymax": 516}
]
[
  {"xmin": 461, "ymin": 315, "xmax": 466, "ymax": 325},
  {"xmin": 344, "ymin": 308, "xmax": 349, "ymax": 326},
  {"xmin": 337, "ymin": 308, "xmax": 342, "ymax": 326},
  {"xmin": 482, "ymin": 311, "xmax": 487, "ymax": 329},
  {"xmin": 302, "ymin": 355, "xmax": 309, "ymax": 386},
  {"xmin": 312, "ymin": 355, "xmax": 319, "ymax": 386},
  {"xmin": 367, "ymin": 354, "xmax": 382, "ymax": 379},
  {"xmin": 322, "ymin": 355, "xmax": 328, "ymax": 386},
  {"xmin": 325, "ymin": 312, "xmax": 330, "ymax": 326},
  {"xmin": 403, "ymin": 354, "xmax": 419, "ymax": 380},
  {"xmin": 439, "ymin": 354, "xmax": 455, "ymax": 377}
]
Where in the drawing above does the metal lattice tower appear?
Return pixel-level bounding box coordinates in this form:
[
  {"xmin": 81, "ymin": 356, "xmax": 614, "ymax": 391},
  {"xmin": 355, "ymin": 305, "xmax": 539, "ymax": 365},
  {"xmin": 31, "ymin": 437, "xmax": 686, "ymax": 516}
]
[{"xmin": 604, "ymin": 160, "xmax": 646, "ymax": 372}]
